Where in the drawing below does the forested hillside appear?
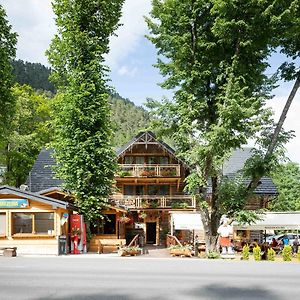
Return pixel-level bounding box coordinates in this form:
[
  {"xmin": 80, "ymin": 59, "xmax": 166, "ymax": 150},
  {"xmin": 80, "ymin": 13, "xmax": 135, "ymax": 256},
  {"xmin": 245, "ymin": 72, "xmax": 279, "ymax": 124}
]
[
  {"xmin": 111, "ymin": 93, "xmax": 149, "ymax": 146},
  {"xmin": 12, "ymin": 60, "xmax": 56, "ymax": 93},
  {"xmin": 11, "ymin": 60, "xmax": 150, "ymax": 147}
]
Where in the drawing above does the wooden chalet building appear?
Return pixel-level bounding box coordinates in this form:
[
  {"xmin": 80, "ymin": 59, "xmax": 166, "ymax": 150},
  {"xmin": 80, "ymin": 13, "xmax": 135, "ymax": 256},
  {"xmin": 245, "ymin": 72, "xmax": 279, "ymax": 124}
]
[{"xmin": 24, "ymin": 131, "xmax": 277, "ymax": 253}]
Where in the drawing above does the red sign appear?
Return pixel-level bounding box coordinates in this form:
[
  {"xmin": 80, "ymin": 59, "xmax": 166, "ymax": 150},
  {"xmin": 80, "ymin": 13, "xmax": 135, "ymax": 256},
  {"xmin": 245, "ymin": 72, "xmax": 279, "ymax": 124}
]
[{"xmin": 70, "ymin": 214, "xmax": 81, "ymax": 232}]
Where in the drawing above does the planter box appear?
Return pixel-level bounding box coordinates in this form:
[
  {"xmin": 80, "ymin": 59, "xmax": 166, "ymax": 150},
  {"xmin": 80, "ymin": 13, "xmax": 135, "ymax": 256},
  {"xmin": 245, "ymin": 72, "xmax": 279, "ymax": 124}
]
[{"xmin": 170, "ymin": 248, "xmax": 192, "ymax": 257}]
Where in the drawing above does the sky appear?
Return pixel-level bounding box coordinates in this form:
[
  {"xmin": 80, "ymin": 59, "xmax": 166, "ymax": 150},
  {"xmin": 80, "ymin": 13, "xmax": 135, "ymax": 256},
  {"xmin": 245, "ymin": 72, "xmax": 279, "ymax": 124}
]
[{"xmin": 1, "ymin": 0, "xmax": 299, "ymax": 164}]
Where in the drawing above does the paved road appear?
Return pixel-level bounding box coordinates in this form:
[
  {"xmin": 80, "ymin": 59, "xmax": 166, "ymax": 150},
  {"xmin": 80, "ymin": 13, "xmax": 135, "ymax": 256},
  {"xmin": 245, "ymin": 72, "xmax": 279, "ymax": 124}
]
[{"xmin": 0, "ymin": 255, "xmax": 299, "ymax": 300}]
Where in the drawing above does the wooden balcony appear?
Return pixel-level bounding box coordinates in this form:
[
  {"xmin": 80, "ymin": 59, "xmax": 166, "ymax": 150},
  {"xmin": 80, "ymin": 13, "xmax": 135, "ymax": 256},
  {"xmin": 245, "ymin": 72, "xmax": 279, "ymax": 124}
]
[
  {"xmin": 116, "ymin": 164, "xmax": 181, "ymax": 178},
  {"xmin": 109, "ymin": 195, "xmax": 196, "ymax": 209}
]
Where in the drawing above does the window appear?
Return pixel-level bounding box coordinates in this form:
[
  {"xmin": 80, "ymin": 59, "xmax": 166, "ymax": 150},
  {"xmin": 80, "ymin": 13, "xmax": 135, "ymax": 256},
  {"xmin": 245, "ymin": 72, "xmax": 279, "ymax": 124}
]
[
  {"xmin": 136, "ymin": 185, "xmax": 144, "ymax": 195},
  {"xmin": 160, "ymin": 185, "xmax": 170, "ymax": 195},
  {"xmin": 35, "ymin": 213, "xmax": 54, "ymax": 234},
  {"xmin": 160, "ymin": 157, "xmax": 169, "ymax": 164},
  {"xmin": 0, "ymin": 213, "xmax": 6, "ymax": 235},
  {"xmin": 13, "ymin": 213, "xmax": 32, "ymax": 234},
  {"xmin": 135, "ymin": 157, "xmax": 145, "ymax": 164},
  {"xmin": 124, "ymin": 185, "xmax": 134, "ymax": 195},
  {"xmin": 148, "ymin": 185, "xmax": 159, "ymax": 195},
  {"xmin": 124, "ymin": 156, "xmax": 134, "ymax": 164},
  {"xmin": 149, "ymin": 157, "xmax": 158, "ymax": 165},
  {"xmin": 12, "ymin": 212, "xmax": 54, "ymax": 235},
  {"xmin": 148, "ymin": 185, "xmax": 170, "ymax": 195}
]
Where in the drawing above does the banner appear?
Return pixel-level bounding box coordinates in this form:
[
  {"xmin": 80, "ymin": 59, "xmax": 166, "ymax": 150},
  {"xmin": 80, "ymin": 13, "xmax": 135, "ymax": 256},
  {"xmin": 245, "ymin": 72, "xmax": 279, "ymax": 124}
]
[{"xmin": 0, "ymin": 199, "xmax": 29, "ymax": 208}]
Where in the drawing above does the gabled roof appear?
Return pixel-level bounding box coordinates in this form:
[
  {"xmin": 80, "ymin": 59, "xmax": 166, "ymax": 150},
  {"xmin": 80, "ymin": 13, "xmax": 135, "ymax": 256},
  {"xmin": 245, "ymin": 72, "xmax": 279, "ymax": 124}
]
[
  {"xmin": 0, "ymin": 185, "xmax": 69, "ymax": 209},
  {"xmin": 116, "ymin": 131, "xmax": 188, "ymax": 168},
  {"xmin": 26, "ymin": 148, "xmax": 63, "ymax": 193}
]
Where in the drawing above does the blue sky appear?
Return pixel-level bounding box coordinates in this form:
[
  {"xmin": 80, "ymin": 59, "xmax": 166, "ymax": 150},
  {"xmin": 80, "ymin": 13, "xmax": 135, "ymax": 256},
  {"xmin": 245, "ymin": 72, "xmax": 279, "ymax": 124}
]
[{"xmin": 1, "ymin": 0, "xmax": 299, "ymax": 163}]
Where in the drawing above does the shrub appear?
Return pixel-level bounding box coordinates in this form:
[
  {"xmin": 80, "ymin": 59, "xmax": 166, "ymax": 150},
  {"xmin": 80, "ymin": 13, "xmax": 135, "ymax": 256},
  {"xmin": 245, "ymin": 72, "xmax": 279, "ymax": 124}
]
[
  {"xmin": 267, "ymin": 248, "xmax": 276, "ymax": 261},
  {"xmin": 207, "ymin": 251, "xmax": 220, "ymax": 259},
  {"xmin": 242, "ymin": 244, "xmax": 250, "ymax": 260},
  {"xmin": 253, "ymin": 245, "xmax": 261, "ymax": 261},
  {"xmin": 282, "ymin": 245, "xmax": 292, "ymax": 261}
]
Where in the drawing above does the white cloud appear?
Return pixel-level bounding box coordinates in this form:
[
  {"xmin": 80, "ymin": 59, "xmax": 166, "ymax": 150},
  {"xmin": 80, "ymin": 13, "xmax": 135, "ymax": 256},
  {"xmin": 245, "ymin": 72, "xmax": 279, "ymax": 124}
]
[
  {"xmin": 118, "ymin": 65, "xmax": 138, "ymax": 77},
  {"xmin": 106, "ymin": 0, "xmax": 152, "ymax": 70},
  {"xmin": 267, "ymin": 95, "xmax": 300, "ymax": 164},
  {"xmin": 1, "ymin": 0, "xmax": 56, "ymax": 65},
  {"xmin": 1, "ymin": 0, "xmax": 152, "ymax": 68}
]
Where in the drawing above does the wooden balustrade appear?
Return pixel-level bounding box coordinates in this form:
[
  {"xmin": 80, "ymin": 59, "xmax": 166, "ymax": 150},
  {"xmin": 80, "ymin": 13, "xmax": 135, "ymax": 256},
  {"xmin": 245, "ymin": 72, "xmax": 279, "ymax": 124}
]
[
  {"xmin": 110, "ymin": 195, "xmax": 196, "ymax": 209},
  {"xmin": 116, "ymin": 164, "xmax": 180, "ymax": 177}
]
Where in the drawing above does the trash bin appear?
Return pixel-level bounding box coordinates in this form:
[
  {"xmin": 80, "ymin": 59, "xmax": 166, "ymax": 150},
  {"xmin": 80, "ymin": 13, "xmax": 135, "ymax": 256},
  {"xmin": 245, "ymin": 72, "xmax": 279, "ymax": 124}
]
[{"xmin": 58, "ymin": 235, "xmax": 67, "ymax": 255}]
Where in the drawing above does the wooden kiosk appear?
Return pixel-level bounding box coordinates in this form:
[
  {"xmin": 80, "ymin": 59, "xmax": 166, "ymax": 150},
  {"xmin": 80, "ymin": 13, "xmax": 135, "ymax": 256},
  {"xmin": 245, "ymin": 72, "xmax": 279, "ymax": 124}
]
[{"xmin": 0, "ymin": 185, "xmax": 71, "ymax": 255}]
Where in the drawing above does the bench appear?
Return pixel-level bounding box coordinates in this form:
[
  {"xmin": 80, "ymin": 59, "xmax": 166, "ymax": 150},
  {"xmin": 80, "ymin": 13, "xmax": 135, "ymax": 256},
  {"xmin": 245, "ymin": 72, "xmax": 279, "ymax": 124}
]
[
  {"xmin": 97, "ymin": 239, "xmax": 126, "ymax": 254},
  {"xmin": 0, "ymin": 247, "xmax": 17, "ymax": 257}
]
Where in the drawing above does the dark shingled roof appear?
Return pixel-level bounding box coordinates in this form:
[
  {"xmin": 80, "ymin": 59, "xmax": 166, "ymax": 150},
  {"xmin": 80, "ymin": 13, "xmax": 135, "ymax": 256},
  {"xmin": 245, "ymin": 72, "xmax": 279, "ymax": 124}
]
[{"xmin": 26, "ymin": 149, "xmax": 63, "ymax": 193}]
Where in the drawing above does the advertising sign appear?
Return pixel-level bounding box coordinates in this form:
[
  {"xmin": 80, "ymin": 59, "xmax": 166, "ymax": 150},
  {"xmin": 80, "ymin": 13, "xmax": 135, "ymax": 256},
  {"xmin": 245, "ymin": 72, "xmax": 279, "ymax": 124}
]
[{"xmin": 0, "ymin": 199, "xmax": 29, "ymax": 208}]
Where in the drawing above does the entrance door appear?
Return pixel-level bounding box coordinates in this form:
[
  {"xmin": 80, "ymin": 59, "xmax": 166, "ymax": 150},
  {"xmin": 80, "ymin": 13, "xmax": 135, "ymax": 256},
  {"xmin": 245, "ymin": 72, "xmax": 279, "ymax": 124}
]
[{"xmin": 146, "ymin": 222, "xmax": 157, "ymax": 244}]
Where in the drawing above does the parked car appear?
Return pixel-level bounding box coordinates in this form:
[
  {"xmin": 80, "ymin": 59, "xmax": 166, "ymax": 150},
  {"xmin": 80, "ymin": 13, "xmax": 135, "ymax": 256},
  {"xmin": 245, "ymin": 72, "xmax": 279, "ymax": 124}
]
[{"xmin": 266, "ymin": 233, "xmax": 300, "ymax": 246}]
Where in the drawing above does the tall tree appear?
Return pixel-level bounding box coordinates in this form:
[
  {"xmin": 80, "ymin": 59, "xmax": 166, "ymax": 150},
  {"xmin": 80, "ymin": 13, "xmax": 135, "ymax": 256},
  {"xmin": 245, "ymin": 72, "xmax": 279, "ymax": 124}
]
[
  {"xmin": 146, "ymin": 0, "xmax": 292, "ymax": 251},
  {"xmin": 47, "ymin": 0, "xmax": 124, "ymax": 221},
  {"xmin": 0, "ymin": 84, "xmax": 53, "ymax": 187},
  {"xmin": 0, "ymin": 5, "xmax": 17, "ymax": 142}
]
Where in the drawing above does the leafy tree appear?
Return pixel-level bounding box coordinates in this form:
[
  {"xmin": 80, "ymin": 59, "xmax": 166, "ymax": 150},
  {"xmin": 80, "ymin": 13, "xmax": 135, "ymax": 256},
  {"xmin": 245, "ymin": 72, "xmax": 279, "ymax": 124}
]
[
  {"xmin": 146, "ymin": 0, "xmax": 293, "ymax": 251},
  {"xmin": 0, "ymin": 84, "xmax": 53, "ymax": 187},
  {"xmin": 0, "ymin": 5, "xmax": 17, "ymax": 141},
  {"xmin": 270, "ymin": 162, "xmax": 300, "ymax": 211},
  {"xmin": 47, "ymin": 0, "xmax": 124, "ymax": 222}
]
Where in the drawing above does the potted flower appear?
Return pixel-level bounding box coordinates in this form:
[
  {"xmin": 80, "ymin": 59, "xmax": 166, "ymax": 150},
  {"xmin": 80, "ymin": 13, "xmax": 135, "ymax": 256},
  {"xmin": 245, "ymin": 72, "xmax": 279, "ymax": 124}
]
[
  {"xmin": 118, "ymin": 246, "xmax": 142, "ymax": 256},
  {"xmin": 119, "ymin": 215, "xmax": 131, "ymax": 224},
  {"xmin": 71, "ymin": 227, "xmax": 82, "ymax": 237},
  {"xmin": 138, "ymin": 212, "xmax": 147, "ymax": 220}
]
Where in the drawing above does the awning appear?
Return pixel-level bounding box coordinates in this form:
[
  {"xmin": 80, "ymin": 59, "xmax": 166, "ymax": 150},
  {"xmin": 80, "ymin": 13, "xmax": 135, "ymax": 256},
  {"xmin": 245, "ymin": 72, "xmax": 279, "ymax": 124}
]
[
  {"xmin": 171, "ymin": 212, "xmax": 203, "ymax": 230},
  {"xmin": 233, "ymin": 212, "xmax": 300, "ymax": 230}
]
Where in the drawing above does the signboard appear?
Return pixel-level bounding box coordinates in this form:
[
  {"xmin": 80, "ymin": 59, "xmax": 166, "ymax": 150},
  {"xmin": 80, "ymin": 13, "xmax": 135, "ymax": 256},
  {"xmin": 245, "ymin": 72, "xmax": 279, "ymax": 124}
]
[
  {"xmin": 0, "ymin": 199, "xmax": 29, "ymax": 208},
  {"xmin": 60, "ymin": 213, "xmax": 69, "ymax": 225}
]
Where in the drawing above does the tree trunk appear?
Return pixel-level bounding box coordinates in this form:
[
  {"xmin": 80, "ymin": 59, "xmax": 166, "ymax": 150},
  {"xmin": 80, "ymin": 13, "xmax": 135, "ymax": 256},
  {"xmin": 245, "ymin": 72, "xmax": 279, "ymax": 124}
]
[
  {"xmin": 248, "ymin": 74, "xmax": 300, "ymax": 191},
  {"xmin": 200, "ymin": 203, "xmax": 220, "ymax": 254}
]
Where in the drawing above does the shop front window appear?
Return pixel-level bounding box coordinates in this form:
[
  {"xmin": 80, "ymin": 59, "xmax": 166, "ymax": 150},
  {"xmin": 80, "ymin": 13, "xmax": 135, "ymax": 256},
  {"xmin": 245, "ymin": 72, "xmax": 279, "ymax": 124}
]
[
  {"xmin": 35, "ymin": 213, "xmax": 54, "ymax": 234},
  {"xmin": 12, "ymin": 212, "xmax": 54, "ymax": 235},
  {"xmin": 13, "ymin": 213, "xmax": 33, "ymax": 234},
  {"xmin": 0, "ymin": 213, "xmax": 6, "ymax": 235}
]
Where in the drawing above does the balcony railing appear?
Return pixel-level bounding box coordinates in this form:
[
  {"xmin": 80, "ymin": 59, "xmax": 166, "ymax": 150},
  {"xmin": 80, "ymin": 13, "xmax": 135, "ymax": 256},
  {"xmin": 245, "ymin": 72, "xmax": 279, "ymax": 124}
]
[
  {"xmin": 110, "ymin": 195, "xmax": 196, "ymax": 209},
  {"xmin": 116, "ymin": 164, "xmax": 180, "ymax": 178}
]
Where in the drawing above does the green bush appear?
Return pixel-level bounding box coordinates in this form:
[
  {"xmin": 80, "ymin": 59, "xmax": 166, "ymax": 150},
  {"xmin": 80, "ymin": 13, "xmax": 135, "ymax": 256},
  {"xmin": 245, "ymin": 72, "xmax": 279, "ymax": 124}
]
[
  {"xmin": 253, "ymin": 245, "xmax": 261, "ymax": 261},
  {"xmin": 207, "ymin": 251, "xmax": 220, "ymax": 259},
  {"xmin": 267, "ymin": 248, "xmax": 276, "ymax": 261},
  {"xmin": 242, "ymin": 244, "xmax": 250, "ymax": 260},
  {"xmin": 282, "ymin": 245, "xmax": 292, "ymax": 261}
]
